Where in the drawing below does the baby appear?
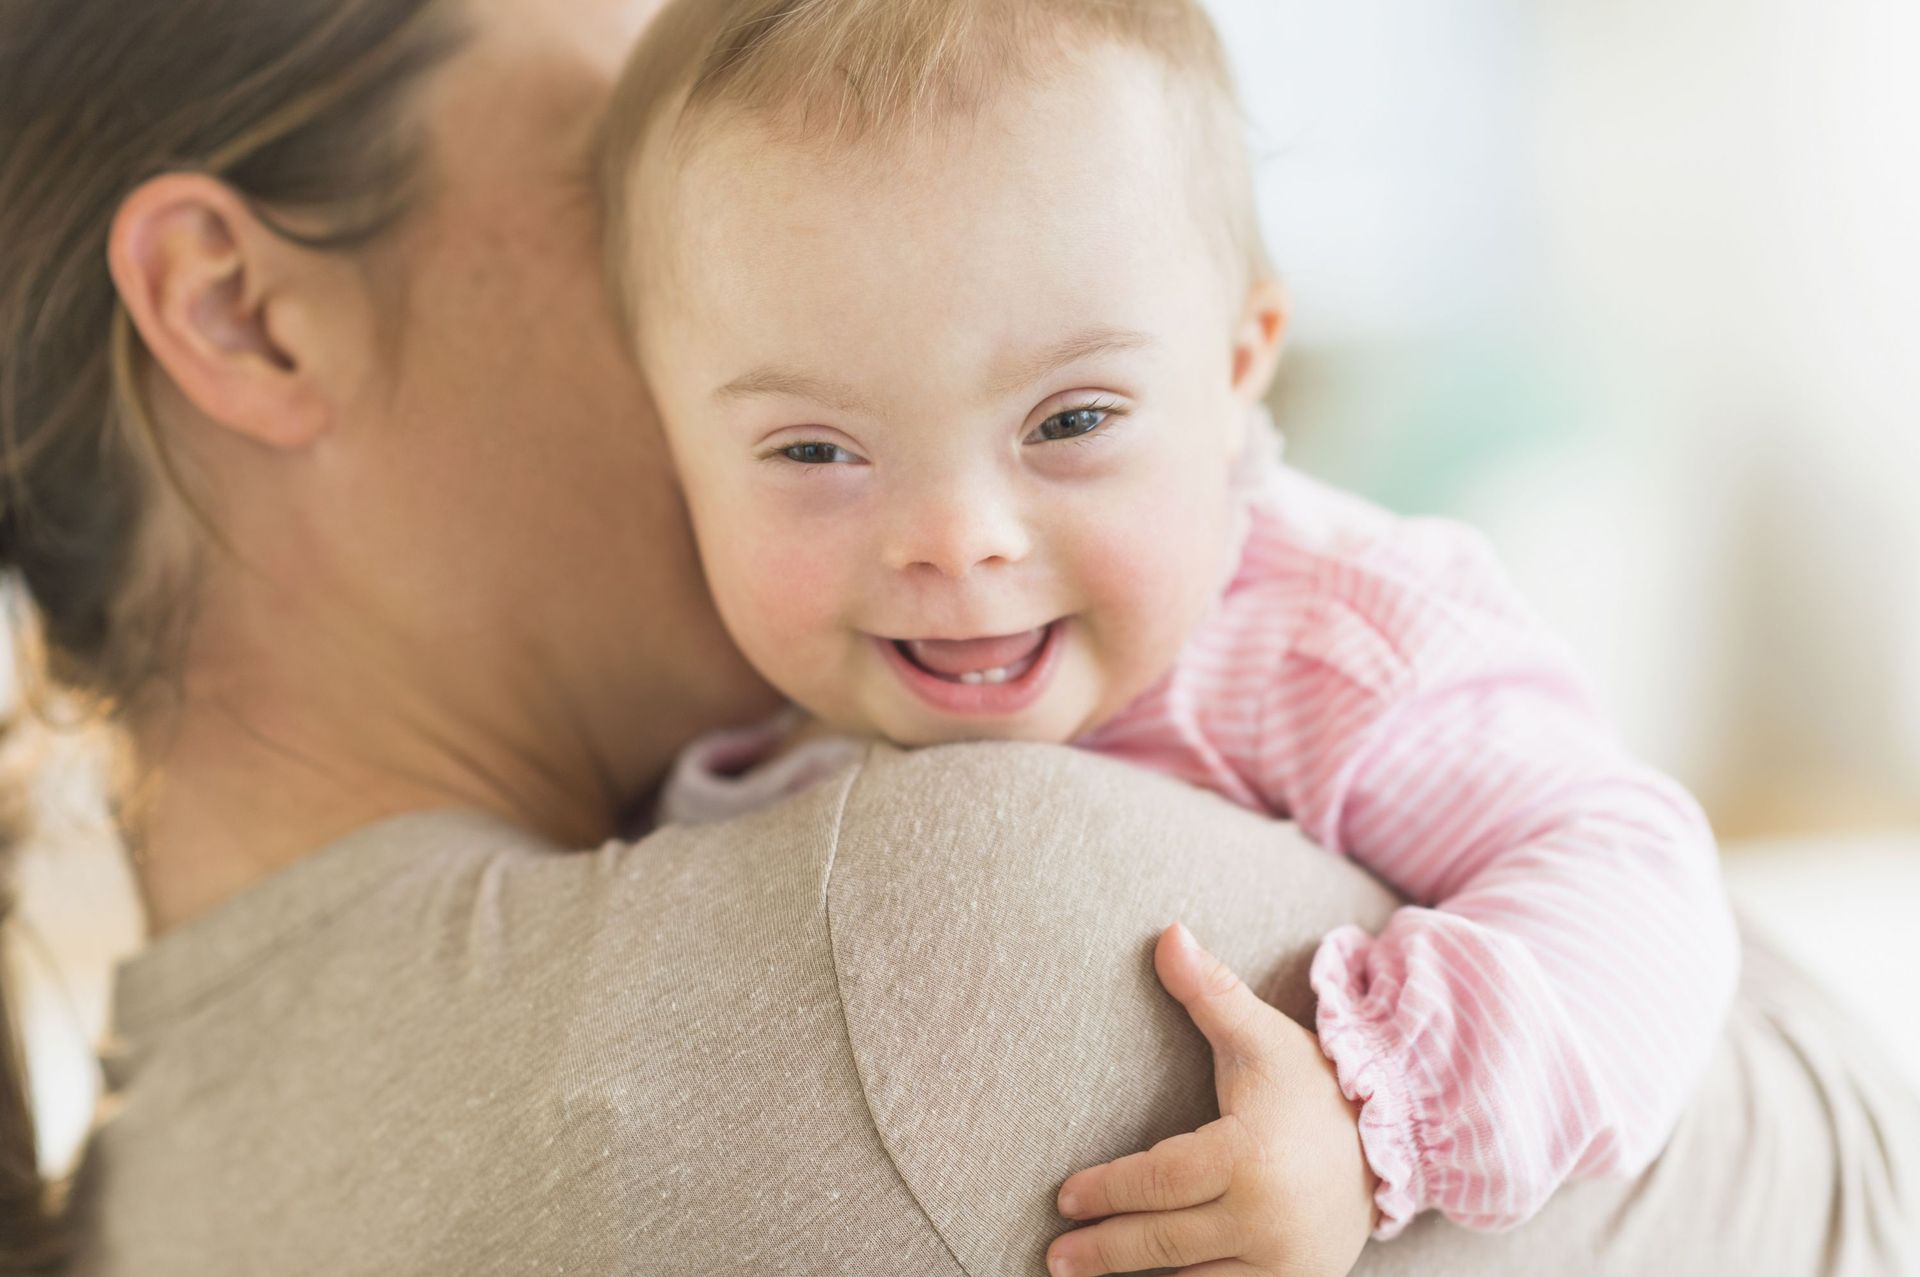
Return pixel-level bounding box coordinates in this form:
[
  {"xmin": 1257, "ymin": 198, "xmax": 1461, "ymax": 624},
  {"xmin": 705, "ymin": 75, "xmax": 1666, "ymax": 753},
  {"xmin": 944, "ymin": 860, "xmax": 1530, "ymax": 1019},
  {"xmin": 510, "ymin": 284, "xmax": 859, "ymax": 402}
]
[{"xmin": 605, "ymin": 1, "xmax": 1741, "ymax": 1272}]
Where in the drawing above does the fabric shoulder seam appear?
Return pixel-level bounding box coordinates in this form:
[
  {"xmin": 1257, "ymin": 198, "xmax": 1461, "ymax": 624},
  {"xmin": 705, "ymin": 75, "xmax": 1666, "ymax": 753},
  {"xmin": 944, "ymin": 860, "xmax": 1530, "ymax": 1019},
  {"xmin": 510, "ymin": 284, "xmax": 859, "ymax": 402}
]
[{"xmin": 820, "ymin": 747, "xmax": 976, "ymax": 1275}]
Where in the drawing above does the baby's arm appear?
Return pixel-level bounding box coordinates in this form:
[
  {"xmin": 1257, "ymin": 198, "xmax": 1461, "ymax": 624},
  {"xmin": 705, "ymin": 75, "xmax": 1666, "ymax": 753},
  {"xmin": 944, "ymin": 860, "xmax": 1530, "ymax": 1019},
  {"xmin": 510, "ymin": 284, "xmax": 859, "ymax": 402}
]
[{"xmin": 1234, "ymin": 479, "xmax": 1740, "ymax": 1237}]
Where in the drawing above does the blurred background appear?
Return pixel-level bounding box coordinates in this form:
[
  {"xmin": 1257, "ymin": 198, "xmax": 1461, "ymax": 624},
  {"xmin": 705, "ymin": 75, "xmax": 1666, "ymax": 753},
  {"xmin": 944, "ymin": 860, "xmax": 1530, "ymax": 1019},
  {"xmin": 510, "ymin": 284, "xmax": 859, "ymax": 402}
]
[{"xmin": 7, "ymin": 0, "xmax": 1919, "ymax": 1178}]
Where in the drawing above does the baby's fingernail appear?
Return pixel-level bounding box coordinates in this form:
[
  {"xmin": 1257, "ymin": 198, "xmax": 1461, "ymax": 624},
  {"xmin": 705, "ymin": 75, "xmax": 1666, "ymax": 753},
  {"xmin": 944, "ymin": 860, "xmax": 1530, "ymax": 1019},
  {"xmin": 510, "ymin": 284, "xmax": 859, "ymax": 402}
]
[
  {"xmin": 1048, "ymin": 1254, "xmax": 1073, "ymax": 1277},
  {"xmin": 1171, "ymin": 922, "xmax": 1196, "ymax": 950},
  {"xmin": 1058, "ymin": 1189, "xmax": 1080, "ymax": 1216}
]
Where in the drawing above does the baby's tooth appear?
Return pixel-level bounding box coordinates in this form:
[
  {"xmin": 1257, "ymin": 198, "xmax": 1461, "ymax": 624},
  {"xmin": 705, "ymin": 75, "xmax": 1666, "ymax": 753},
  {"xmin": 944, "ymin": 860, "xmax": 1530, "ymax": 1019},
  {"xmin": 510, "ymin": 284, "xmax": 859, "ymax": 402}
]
[{"xmin": 948, "ymin": 665, "xmax": 1017, "ymax": 687}]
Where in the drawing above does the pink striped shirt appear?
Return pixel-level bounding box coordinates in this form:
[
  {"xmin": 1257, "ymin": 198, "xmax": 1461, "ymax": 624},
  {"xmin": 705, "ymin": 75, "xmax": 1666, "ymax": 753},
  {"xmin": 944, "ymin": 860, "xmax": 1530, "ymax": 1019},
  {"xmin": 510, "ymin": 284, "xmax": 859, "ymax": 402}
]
[{"xmin": 661, "ymin": 461, "xmax": 1742, "ymax": 1237}]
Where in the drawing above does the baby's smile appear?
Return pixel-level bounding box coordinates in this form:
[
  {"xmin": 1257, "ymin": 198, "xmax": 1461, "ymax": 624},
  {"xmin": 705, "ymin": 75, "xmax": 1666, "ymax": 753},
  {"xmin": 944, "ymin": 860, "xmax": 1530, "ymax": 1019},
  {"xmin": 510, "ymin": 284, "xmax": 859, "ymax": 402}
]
[
  {"xmin": 892, "ymin": 626, "xmax": 1054, "ymax": 685},
  {"xmin": 874, "ymin": 620, "xmax": 1069, "ymax": 719}
]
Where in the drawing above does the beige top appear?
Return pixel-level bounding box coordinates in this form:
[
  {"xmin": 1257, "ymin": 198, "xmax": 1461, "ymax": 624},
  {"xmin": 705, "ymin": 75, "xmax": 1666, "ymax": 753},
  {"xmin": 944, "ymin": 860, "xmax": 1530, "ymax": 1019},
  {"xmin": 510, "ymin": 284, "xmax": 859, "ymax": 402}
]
[{"xmin": 67, "ymin": 744, "xmax": 1920, "ymax": 1276}]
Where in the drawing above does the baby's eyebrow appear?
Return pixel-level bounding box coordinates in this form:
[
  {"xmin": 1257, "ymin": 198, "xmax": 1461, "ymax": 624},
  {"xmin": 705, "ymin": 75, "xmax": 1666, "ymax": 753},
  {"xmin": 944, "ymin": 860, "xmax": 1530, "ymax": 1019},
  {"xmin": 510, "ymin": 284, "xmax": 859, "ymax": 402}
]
[
  {"xmin": 712, "ymin": 327, "xmax": 1158, "ymax": 416},
  {"xmin": 714, "ymin": 368, "xmax": 874, "ymax": 416},
  {"xmin": 988, "ymin": 327, "xmax": 1158, "ymax": 398}
]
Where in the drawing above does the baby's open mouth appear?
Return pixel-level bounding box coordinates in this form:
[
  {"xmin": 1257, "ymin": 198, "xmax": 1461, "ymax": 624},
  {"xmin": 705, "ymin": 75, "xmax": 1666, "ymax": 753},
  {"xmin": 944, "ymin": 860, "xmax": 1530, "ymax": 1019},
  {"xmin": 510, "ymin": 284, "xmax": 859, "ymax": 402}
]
[{"xmin": 893, "ymin": 625, "xmax": 1053, "ymax": 686}]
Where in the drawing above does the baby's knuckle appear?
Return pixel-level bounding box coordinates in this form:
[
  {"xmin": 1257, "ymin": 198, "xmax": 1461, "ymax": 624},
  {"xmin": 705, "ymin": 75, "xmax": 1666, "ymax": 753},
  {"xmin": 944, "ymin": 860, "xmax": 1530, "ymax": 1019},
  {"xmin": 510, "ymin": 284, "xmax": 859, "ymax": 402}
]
[
  {"xmin": 1090, "ymin": 1230, "xmax": 1132, "ymax": 1272},
  {"xmin": 1201, "ymin": 959, "xmax": 1244, "ymax": 999},
  {"xmin": 1138, "ymin": 1221, "xmax": 1187, "ymax": 1269},
  {"xmin": 1217, "ymin": 1112, "xmax": 1258, "ymax": 1158},
  {"xmin": 1141, "ymin": 1156, "xmax": 1183, "ymax": 1208},
  {"xmin": 1221, "ymin": 1213, "xmax": 1257, "ymax": 1259},
  {"xmin": 1199, "ymin": 1138, "xmax": 1237, "ymax": 1185}
]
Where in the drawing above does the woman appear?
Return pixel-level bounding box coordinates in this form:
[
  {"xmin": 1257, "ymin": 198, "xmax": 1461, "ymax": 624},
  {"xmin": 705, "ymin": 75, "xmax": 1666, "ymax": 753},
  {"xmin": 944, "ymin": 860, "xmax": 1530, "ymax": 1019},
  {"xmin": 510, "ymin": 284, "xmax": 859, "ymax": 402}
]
[{"xmin": 1, "ymin": 0, "xmax": 1913, "ymax": 1273}]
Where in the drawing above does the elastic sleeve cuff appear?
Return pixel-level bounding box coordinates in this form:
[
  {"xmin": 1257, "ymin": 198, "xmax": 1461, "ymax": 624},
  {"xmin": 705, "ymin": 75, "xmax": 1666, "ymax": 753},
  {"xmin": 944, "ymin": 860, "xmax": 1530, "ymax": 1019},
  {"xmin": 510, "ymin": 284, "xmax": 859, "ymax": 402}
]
[{"xmin": 1311, "ymin": 924, "xmax": 1427, "ymax": 1240}]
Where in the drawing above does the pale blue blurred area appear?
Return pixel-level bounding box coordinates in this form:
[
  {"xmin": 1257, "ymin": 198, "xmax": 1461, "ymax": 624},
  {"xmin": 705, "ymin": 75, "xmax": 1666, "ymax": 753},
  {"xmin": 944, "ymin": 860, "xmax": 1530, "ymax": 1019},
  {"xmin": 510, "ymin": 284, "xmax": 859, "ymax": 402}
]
[
  {"xmin": 1210, "ymin": 1, "xmax": 1546, "ymax": 345},
  {"xmin": 1205, "ymin": 0, "xmax": 1920, "ymax": 833}
]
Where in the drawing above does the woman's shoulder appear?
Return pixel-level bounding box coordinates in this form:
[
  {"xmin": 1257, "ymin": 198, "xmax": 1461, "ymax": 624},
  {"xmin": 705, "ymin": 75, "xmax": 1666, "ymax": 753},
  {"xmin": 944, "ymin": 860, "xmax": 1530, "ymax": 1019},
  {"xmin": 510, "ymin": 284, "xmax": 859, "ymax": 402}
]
[
  {"xmin": 78, "ymin": 746, "xmax": 1393, "ymax": 1275},
  {"xmin": 80, "ymin": 788, "xmax": 876, "ymax": 1275},
  {"xmin": 112, "ymin": 745, "xmax": 1275, "ymax": 1045}
]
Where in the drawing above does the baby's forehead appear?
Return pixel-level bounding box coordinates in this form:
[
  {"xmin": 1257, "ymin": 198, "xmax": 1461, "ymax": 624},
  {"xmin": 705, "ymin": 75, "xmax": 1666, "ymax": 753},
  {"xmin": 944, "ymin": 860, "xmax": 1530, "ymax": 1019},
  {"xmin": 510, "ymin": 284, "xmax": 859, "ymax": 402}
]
[{"xmin": 631, "ymin": 49, "xmax": 1243, "ymax": 327}]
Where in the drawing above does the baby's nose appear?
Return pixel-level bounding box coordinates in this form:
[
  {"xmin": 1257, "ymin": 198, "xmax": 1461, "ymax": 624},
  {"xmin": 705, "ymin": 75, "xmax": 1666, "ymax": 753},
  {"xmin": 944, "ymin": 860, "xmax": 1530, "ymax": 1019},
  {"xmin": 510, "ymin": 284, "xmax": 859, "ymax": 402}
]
[{"xmin": 884, "ymin": 491, "xmax": 1032, "ymax": 579}]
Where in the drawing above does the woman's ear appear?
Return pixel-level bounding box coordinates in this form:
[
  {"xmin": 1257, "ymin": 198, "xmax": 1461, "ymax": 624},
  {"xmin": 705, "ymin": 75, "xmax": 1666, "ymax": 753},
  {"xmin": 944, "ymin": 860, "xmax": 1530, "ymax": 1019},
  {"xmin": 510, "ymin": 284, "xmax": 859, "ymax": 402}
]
[
  {"xmin": 108, "ymin": 173, "xmax": 343, "ymax": 451},
  {"xmin": 1230, "ymin": 277, "xmax": 1290, "ymax": 409}
]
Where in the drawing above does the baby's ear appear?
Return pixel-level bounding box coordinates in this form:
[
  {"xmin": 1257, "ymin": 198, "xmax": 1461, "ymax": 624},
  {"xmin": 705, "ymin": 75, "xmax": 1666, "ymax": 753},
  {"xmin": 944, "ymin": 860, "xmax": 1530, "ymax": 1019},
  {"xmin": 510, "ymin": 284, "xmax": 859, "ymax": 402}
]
[{"xmin": 1229, "ymin": 278, "xmax": 1289, "ymax": 409}]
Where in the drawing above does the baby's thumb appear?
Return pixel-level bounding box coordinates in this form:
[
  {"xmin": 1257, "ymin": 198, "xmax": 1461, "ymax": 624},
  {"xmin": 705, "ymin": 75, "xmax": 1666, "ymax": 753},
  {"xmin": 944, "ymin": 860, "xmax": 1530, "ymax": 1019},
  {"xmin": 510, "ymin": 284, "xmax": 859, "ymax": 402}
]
[{"xmin": 1154, "ymin": 923, "xmax": 1265, "ymax": 1062}]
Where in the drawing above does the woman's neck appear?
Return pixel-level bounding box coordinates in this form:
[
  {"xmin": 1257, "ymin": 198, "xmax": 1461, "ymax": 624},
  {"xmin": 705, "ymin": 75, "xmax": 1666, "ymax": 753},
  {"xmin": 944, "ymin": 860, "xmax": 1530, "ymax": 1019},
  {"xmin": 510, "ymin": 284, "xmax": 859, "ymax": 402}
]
[{"xmin": 126, "ymin": 637, "xmax": 653, "ymax": 938}]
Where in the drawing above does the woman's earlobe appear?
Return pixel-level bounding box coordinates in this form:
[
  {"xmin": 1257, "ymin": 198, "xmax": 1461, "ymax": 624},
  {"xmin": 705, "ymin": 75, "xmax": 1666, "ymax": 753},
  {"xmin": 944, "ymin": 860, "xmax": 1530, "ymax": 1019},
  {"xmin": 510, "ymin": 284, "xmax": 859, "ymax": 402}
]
[{"xmin": 109, "ymin": 173, "xmax": 330, "ymax": 451}]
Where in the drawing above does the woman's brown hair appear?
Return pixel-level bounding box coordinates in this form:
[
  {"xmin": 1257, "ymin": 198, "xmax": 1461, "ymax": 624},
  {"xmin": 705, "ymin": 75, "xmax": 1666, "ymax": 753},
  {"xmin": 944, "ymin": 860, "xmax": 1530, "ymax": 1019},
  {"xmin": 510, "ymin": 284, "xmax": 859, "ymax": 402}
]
[{"xmin": 0, "ymin": 1, "xmax": 465, "ymax": 1267}]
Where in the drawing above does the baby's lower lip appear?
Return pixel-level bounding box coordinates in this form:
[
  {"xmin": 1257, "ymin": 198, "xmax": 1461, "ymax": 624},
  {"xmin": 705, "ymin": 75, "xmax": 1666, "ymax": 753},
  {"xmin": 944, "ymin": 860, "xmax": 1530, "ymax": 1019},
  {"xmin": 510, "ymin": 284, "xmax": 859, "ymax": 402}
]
[{"xmin": 873, "ymin": 621, "xmax": 1066, "ymax": 717}]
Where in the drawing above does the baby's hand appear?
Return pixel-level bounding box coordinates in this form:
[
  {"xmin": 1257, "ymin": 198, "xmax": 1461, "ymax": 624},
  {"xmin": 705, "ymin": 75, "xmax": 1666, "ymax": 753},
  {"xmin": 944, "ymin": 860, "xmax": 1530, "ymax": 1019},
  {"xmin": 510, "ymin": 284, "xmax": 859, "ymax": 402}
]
[{"xmin": 1047, "ymin": 925, "xmax": 1377, "ymax": 1277}]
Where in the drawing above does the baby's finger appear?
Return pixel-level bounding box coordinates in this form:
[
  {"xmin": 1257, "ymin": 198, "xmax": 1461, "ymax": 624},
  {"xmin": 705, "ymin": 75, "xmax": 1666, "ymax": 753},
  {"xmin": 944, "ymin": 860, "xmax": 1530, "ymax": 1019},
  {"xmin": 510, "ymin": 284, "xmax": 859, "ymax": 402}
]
[
  {"xmin": 1154, "ymin": 924, "xmax": 1269, "ymax": 1062},
  {"xmin": 1058, "ymin": 1123, "xmax": 1239, "ymax": 1219},
  {"xmin": 1046, "ymin": 1203, "xmax": 1243, "ymax": 1277}
]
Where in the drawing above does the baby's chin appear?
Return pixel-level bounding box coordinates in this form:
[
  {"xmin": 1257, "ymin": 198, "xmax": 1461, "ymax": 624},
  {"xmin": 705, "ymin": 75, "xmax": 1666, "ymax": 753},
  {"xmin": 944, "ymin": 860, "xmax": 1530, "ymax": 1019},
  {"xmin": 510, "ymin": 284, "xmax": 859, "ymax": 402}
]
[
  {"xmin": 823, "ymin": 690, "xmax": 1117, "ymax": 751},
  {"xmin": 866, "ymin": 716, "xmax": 1085, "ymax": 750}
]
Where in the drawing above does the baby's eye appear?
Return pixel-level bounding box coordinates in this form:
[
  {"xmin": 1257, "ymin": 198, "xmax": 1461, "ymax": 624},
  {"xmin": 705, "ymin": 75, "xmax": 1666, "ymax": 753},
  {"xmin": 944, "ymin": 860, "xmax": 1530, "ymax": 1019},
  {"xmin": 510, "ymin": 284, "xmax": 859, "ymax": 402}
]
[
  {"xmin": 1027, "ymin": 407, "xmax": 1111, "ymax": 445},
  {"xmin": 780, "ymin": 442, "xmax": 857, "ymax": 465}
]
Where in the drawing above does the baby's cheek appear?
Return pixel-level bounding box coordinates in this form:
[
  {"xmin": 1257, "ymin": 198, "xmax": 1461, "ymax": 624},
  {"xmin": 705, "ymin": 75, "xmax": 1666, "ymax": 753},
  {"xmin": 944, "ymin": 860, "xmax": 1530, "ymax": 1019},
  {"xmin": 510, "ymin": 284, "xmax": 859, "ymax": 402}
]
[
  {"xmin": 1067, "ymin": 482, "xmax": 1237, "ymax": 688},
  {"xmin": 707, "ymin": 519, "xmax": 858, "ymax": 688},
  {"xmin": 1077, "ymin": 513, "xmax": 1198, "ymax": 626}
]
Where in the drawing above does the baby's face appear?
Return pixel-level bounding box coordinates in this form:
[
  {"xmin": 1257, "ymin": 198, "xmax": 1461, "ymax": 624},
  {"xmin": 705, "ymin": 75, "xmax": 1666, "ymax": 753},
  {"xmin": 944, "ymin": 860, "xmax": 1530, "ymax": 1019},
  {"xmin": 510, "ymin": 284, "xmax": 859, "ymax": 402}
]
[{"xmin": 639, "ymin": 48, "xmax": 1279, "ymax": 745}]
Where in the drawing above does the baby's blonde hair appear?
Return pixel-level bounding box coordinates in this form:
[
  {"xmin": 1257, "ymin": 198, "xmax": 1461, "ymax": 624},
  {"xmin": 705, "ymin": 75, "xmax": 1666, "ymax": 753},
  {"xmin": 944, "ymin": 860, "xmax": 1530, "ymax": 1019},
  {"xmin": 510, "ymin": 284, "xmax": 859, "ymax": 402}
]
[{"xmin": 604, "ymin": 0, "xmax": 1272, "ymax": 333}]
